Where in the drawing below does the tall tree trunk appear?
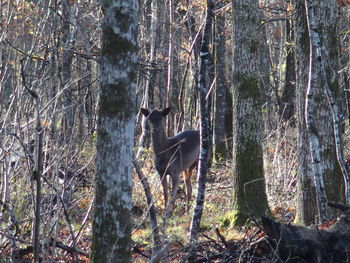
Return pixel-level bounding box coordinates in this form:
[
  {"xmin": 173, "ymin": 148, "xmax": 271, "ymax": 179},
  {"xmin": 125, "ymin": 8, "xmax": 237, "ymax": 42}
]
[
  {"xmin": 295, "ymin": 0, "xmax": 347, "ymax": 224},
  {"xmin": 61, "ymin": 0, "xmax": 75, "ymax": 144},
  {"xmin": 230, "ymin": 0, "xmax": 270, "ymax": 225},
  {"xmin": 189, "ymin": 0, "xmax": 213, "ymax": 243},
  {"xmin": 304, "ymin": 30, "xmax": 329, "ymax": 222},
  {"xmin": 294, "ymin": 0, "xmax": 317, "ymax": 225},
  {"xmin": 310, "ymin": 0, "xmax": 346, "ymax": 207},
  {"xmin": 166, "ymin": 0, "xmax": 175, "ymax": 138},
  {"xmin": 279, "ymin": 4, "xmax": 296, "ymax": 122},
  {"xmin": 136, "ymin": 0, "xmax": 159, "ymax": 159},
  {"xmin": 213, "ymin": 5, "xmax": 228, "ymax": 162},
  {"xmin": 90, "ymin": 1, "xmax": 138, "ymax": 262},
  {"xmin": 305, "ymin": 0, "xmax": 350, "ymax": 206}
]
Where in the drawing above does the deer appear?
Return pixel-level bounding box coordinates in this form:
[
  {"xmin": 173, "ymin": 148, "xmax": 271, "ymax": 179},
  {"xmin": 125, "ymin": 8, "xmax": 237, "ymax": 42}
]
[{"xmin": 140, "ymin": 107, "xmax": 200, "ymax": 213}]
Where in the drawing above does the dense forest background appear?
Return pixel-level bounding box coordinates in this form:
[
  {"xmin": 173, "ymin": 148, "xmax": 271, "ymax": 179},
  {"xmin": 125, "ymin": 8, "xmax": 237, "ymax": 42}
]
[{"xmin": 0, "ymin": 0, "xmax": 350, "ymax": 262}]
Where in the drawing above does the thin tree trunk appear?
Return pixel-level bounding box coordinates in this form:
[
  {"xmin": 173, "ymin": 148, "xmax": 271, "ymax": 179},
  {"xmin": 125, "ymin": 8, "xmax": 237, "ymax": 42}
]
[
  {"xmin": 21, "ymin": 59, "xmax": 43, "ymax": 263},
  {"xmin": 61, "ymin": 0, "xmax": 75, "ymax": 144},
  {"xmin": 137, "ymin": 0, "xmax": 158, "ymax": 159},
  {"xmin": 213, "ymin": 5, "xmax": 228, "ymax": 162},
  {"xmin": 132, "ymin": 159, "xmax": 161, "ymax": 259},
  {"xmin": 189, "ymin": 0, "xmax": 213, "ymax": 243},
  {"xmin": 166, "ymin": 0, "xmax": 175, "ymax": 139},
  {"xmin": 279, "ymin": 4, "xmax": 296, "ymax": 121},
  {"xmin": 33, "ymin": 100, "xmax": 43, "ymax": 263}
]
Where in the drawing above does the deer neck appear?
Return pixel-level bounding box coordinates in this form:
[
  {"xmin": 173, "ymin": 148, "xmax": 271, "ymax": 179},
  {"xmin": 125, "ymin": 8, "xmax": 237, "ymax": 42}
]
[{"xmin": 150, "ymin": 127, "xmax": 169, "ymax": 156}]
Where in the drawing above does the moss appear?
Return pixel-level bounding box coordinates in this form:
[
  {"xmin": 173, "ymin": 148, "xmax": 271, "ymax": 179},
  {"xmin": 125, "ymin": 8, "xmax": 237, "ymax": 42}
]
[
  {"xmin": 309, "ymin": 124, "xmax": 319, "ymax": 137},
  {"xmin": 235, "ymin": 74, "xmax": 260, "ymax": 100},
  {"xmin": 230, "ymin": 137, "xmax": 270, "ymax": 226},
  {"xmin": 328, "ymin": 27, "xmax": 338, "ymax": 69},
  {"xmin": 293, "ymin": 214, "xmax": 303, "ymax": 225},
  {"xmin": 235, "ymin": 138, "xmax": 264, "ymax": 181},
  {"xmin": 249, "ymin": 37, "xmax": 259, "ymax": 54},
  {"xmin": 321, "ymin": 148, "xmax": 345, "ymax": 204},
  {"xmin": 221, "ymin": 210, "xmax": 249, "ymax": 227},
  {"xmin": 99, "ymin": 83, "xmax": 134, "ymax": 119},
  {"xmin": 91, "ymin": 185, "xmax": 132, "ymax": 262},
  {"xmin": 102, "ymin": 25, "xmax": 136, "ymax": 58},
  {"xmin": 213, "ymin": 141, "xmax": 227, "ymax": 162},
  {"xmin": 329, "ymin": 81, "xmax": 339, "ymax": 96}
]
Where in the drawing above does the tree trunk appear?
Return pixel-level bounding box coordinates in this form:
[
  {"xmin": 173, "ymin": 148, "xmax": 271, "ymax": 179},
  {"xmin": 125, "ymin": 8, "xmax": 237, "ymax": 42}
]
[
  {"xmin": 61, "ymin": 0, "xmax": 75, "ymax": 144},
  {"xmin": 294, "ymin": 0, "xmax": 318, "ymax": 225},
  {"xmin": 189, "ymin": 0, "xmax": 213, "ymax": 243},
  {"xmin": 90, "ymin": 1, "xmax": 138, "ymax": 262},
  {"xmin": 279, "ymin": 6, "xmax": 296, "ymax": 122},
  {"xmin": 213, "ymin": 5, "xmax": 228, "ymax": 162},
  {"xmin": 304, "ymin": 34, "xmax": 329, "ymax": 222},
  {"xmin": 295, "ymin": 0, "xmax": 347, "ymax": 224},
  {"xmin": 136, "ymin": 0, "xmax": 159, "ymax": 159},
  {"xmin": 229, "ymin": 0, "xmax": 270, "ymax": 225},
  {"xmin": 263, "ymin": 203, "xmax": 350, "ymax": 263},
  {"xmin": 305, "ymin": 0, "xmax": 350, "ymax": 206}
]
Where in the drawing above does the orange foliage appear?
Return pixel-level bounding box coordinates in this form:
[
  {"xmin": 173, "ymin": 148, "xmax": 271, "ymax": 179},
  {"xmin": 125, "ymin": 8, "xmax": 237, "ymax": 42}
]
[{"xmin": 337, "ymin": 0, "xmax": 350, "ymax": 6}]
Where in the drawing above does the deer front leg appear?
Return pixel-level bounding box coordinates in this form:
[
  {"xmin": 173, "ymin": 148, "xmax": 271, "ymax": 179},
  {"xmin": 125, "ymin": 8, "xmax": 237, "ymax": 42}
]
[
  {"xmin": 160, "ymin": 173, "xmax": 168, "ymax": 208},
  {"xmin": 170, "ymin": 174, "xmax": 180, "ymax": 205},
  {"xmin": 164, "ymin": 174, "xmax": 180, "ymax": 219}
]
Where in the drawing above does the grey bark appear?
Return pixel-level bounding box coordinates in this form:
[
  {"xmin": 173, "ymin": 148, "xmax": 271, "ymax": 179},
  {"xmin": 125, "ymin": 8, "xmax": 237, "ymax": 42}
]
[
  {"xmin": 132, "ymin": 160, "xmax": 161, "ymax": 258},
  {"xmin": 279, "ymin": 7, "xmax": 296, "ymax": 122},
  {"xmin": 20, "ymin": 59, "xmax": 43, "ymax": 263},
  {"xmin": 189, "ymin": 0, "xmax": 213, "ymax": 243},
  {"xmin": 230, "ymin": 0, "xmax": 270, "ymax": 225},
  {"xmin": 305, "ymin": 0, "xmax": 350, "ymax": 206},
  {"xmin": 213, "ymin": 5, "xmax": 228, "ymax": 162},
  {"xmin": 137, "ymin": 0, "xmax": 159, "ymax": 159},
  {"xmin": 304, "ymin": 31, "xmax": 329, "ymax": 222},
  {"xmin": 61, "ymin": 0, "xmax": 75, "ymax": 144},
  {"xmin": 90, "ymin": 1, "xmax": 138, "ymax": 262},
  {"xmin": 295, "ymin": 0, "xmax": 347, "ymax": 224},
  {"xmin": 294, "ymin": 0, "xmax": 317, "ymax": 225}
]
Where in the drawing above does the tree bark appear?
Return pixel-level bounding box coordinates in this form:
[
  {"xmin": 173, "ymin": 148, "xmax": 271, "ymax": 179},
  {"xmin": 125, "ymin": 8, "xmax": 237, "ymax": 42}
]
[
  {"xmin": 295, "ymin": 0, "xmax": 348, "ymax": 224},
  {"xmin": 230, "ymin": 0, "xmax": 270, "ymax": 225},
  {"xmin": 136, "ymin": 0, "xmax": 162, "ymax": 159},
  {"xmin": 294, "ymin": 0, "xmax": 317, "ymax": 225},
  {"xmin": 132, "ymin": 160, "xmax": 161, "ymax": 258},
  {"xmin": 279, "ymin": 5, "xmax": 296, "ymax": 122},
  {"xmin": 305, "ymin": 0, "xmax": 350, "ymax": 206},
  {"xmin": 61, "ymin": 0, "xmax": 75, "ymax": 144},
  {"xmin": 90, "ymin": 1, "xmax": 138, "ymax": 262},
  {"xmin": 304, "ymin": 37, "xmax": 329, "ymax": 222},
  {"xmin": 189, "ymin": 0, "xmax": 213, "ymax": 243},
  {"xmin": 213, "ymin": 4, "xmax": 228, "ymax": 162},
  {"xmin": 263, "ymin": 203, "xmax": 350, "ymax": 263}
]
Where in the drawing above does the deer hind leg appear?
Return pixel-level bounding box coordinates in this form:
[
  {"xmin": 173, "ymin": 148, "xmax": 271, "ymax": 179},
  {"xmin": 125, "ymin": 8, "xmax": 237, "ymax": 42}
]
[
  {"xmin": 183, "ymin": 169, "xmax": 192, "ymax": 212},
  {"xmin": 183, "ymin": 162, "xmax": 197, "ymax": 212}
]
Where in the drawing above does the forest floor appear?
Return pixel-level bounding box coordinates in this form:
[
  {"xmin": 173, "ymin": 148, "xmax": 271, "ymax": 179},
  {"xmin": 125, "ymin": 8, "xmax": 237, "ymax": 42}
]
[
  {"xmin": 0, "ymin": 158, "xmax": 298, "ymax": 263},
  {"xmin": 130, "ymin": 160, "xmax": 298, "ymax": 263},
  {"xmin": 1, "ymin": 142, "xmax": 342, "ymax": 262}
]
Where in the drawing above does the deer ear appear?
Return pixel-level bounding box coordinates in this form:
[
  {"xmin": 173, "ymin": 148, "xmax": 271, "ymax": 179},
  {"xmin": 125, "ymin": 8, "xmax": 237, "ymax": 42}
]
[
  {"xmin": 162, "ymin": 107, "xmax": 171, "ymax": 116},
  {"xmin": 140, "ymin": 108, "xmax": 150, "ymax": 117}
]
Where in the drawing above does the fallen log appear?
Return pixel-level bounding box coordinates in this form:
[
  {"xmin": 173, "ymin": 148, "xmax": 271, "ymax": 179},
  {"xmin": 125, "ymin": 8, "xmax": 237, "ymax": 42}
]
[{"xmin": 261, "ymin": 203, "xmax": 350, "ymax": 263}]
